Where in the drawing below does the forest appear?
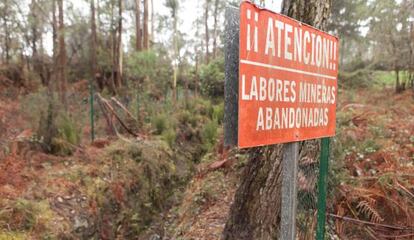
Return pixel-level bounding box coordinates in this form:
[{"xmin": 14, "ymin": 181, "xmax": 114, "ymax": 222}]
[{"xmin": 0, "ymin": 0, "xmax": 413, "ymax": 239}]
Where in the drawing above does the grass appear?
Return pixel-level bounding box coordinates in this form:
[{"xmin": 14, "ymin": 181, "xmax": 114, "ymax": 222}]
[
  {"xmin": 0, "ymin": 199, "xmax": 56, "ymax": 237},
  {"xmin": 373, "ymin": 70, "xmax": 411, "ymax": 88},
  {"xmin": 373, "ymin": 71, "xmax": 395, "ymax": 86}
]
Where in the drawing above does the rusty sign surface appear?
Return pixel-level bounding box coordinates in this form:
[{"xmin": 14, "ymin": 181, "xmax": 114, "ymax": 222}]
[{"xmin": 238, "ymin": 2, "xmax": 339, "ymax": 148}]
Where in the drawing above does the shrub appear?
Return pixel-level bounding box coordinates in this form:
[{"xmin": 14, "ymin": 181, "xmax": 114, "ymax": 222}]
[
  {"xmin": 50, "ymin": 114, "xmax": 81, "ymax": 156},
  {"xmin": 339, "ymin": 69, "xmax": 374, "ymax": 89},
  {"xmin": 200, "ymin": 58, "xmax": 225, "ymax": 98},
  {"xmin": 126, "ymin": 50, "xmax": 157, "ymax": 81},
  {"xmin": 162, "ymin": 129, "xmax": 177, "ymax": 147},
  {"xmin": 125, "ymin": 50, "xmax": 172, "ymax": 100},
  {"xmin": 201, "ymin": 120, "xmax": 219, "ymax": 152},
  {"xmin": 56, "ymin": 114, "xmax": 81, "ymax": 146},
  {"xmin": 151, "ymin": 114, "xmax": 169, "ymax": 135},
  {"xmin": 212, "ymin": 103, "xmax": 224, "ymax": 124},
  {"xmin": 177, "ymin": 110, "xmax": 197, "ymax": 127}
]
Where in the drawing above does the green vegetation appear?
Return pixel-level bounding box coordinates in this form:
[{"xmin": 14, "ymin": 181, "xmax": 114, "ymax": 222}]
[
  {"xmin": 0, "ymin": 199, "xmax": 55, "ymax": 238},
  {"xmin": 200, "ymin": 58, "xmax": 225, "ymax": 99}
]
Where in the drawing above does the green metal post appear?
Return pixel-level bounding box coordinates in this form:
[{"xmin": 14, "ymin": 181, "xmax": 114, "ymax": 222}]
[
  {"xmin": 89, "ymin": 81, "xmax": 95, "ymax": 142},
  {"xmin": 316, "ymin": 137, "xmax": 330, "ymax": 240},
  {"xmin": 136, "ymin": 89, "xmax": 140, "ymax": 123}
]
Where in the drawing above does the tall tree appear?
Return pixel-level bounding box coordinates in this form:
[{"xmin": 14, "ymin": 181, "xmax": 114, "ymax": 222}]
[
  {"xmin": 222, "ymin": 0, "xmax": 332, "ymax": 239},
  {"xmin": 51, "ymin": 0, "xmax": 58, "ymax": 91},
  {"xmin": 1, "ymin": 0, "xmax": 11, "ymax": 63},
  {"xmin": 143, "ymin": 0, "xmax": 149, "ymax": 49},
  {"xmin": 30, "ymin": 0, "xmax": 38, "ymax": 66},
  {"xmin": 117, "ymin": 0, "xmax": 123, "ymax": 87},
  {"xmin": 144, "ymin": 0, "xmax": 149, "ymax": 49},
  {"xmin": 328, "ymin": 0, "xmax": 367, "ymax": 67},
  {"xmin": 204, "ymin": 0, "xmax": 210, "ymax": 63},
  {"xmin": 193, "ymin": 3, "xmax": 203, "ymax": 97},
  {"xmin": 410, "ymin": 21, "xmax": 414, "ymax": 90},
  {"xmin": 57, "ymin": 0, "xmax": 67, "ymax": 106},
  {"xmin": 151, "ymin": 0, "xmax": 154, "ymax": 43},
  {"xmin": 90, "ymin": 0, "xmax": 97, "ymax": 78},
  {"xmin": 135, "ymin": 0, "xmax": 142, "ymax": 51},
  {"xmin": 165, "ymin": 0, "xmax": 179, "ymax": 102},
  {"xmin": 368, "ymin": 0, "xmax": 411, "ymax": 93},
  {"xmin": 212, "ymin": 0, "xmax": 219, "ymax": 58}
]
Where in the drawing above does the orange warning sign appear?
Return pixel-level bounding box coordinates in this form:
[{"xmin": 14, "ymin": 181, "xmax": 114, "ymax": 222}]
[{"xmin": 238, "ymin": 2, "xmax": 339, "ymax": 148}]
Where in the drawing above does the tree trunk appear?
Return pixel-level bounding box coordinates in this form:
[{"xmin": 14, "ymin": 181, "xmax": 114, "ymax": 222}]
[
  {"xmin": 195, "ymin": 54, "xmax": 199, "ymax": 97},
  {"xmin": 222, "ymin": 1, "xmax": 332, "ymax": 239},
  {"xmin": 395, "ymin": 68, "xmax": 402, "ymax": 93},
  {"xmin": 143, "ymin": 0, "xmax": 149, "ymax": 49},
  {"xmin": 58, "ymin": 0, "xmax": 67, "ymax": 108},
  {"xmin": 110, "ymin": 1, "xmax": 117, "ymax": 94},
  {"xmin": 204, "ymin": 0, "xmax": 210, "ymax": 64},
  {"xmin": 212, "ymin": 0, "xmax": 219, "ymax": 59},
  {"xmin": 91, "ymin": 0, "xmax": 97, "ymax": 78},
  {"xmin": 96, "ymin": 0, "xmax": 101, "ymax": 34},
  {"xmin": 135, "ymin": 0, "xmax": 142, "ymax": 51},
  {"xmin": 31, "ymin": 0, "xmax": 38, "ymax": 66},
  {"xmin": 409, "ymin": 22, "xmax": 413, "ymax": 90},
  {"xmin": 51, "ymin": 0, "xmax": 58, "ymax": 92},
  {"xmin": 151, "ymin": 0, "xmax": 154, "ymax": 43},
  {"xmin": 172, "ymin": 5, "xmax": 178, "ymax": 103},
  {"xmin": 3, "ymin": 0, "xmax": 10, "ymax": 64},
  {"xmin": 117, "ymin": 0, "xmax": 123, "ymax": 87}
]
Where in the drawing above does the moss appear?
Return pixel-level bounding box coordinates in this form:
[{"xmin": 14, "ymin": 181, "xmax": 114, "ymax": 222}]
[
  {"xmin": 0, "ymin": 199, "xmax": 56, "ymax": 238},
  {"xmin": 0, "ymin": 232, "xmax": 28, "ymax": 240},
  {"xmin": 81, "ymin": 139, "xmax": 185, "ymax": 237}
]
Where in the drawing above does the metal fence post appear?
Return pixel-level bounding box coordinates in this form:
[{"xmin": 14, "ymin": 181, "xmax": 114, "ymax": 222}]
[
  {"xmin": 316, "ymin": 137, "xmax": 330, "ymax": 240},
  {"xmin": 224, "ymin": 5, "xmax": 239, "ymax": 147},
  {"xmin": 281, "ymin": 142, "xmax": 300, "ymax": 240},
  {"xmin": 89, "ymin": 80, "xmax": 95, "ymax": 142}
]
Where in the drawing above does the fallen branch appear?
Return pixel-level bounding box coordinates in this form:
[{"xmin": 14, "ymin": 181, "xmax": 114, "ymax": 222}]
[
  {"xmin": 396, "ymin": 181, "xmax": 414, "ymax": 199},
  {"xmin": 96, "ymin": 93, "xmax": 138, "ymax": 138},
  {"xmin": 377, "ymin": 232, "xmax": 414, "ymax": 239},
  {"xmin": 110, "ymin": 97, "xmax": 138, "ymax": 122},
  {"xmin": 96, "ymin": 94, "xmax": 116, "ymax": 135},
  {"xmin": 328, "ymin": 213, "xmax": 414, "ymax": 231}
]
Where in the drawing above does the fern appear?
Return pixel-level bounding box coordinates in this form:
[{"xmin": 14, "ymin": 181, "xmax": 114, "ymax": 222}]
[{"xmin": 356, "ymin": 200, "xmax": 384, "ymax": 223}]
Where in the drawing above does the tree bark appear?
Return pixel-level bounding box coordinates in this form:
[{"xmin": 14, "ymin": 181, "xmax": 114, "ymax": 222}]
[
  {"xmin": 151, "ymin": 0, "xmax": 154, "ymax": 43},
  {"xmin": 195, "ymin": 54, "xmax": 199, "ymax": 97},
  {"xmin": 204, "ymin": 0, "xmax": 210, "ymax": 64},
  {"xmin": 135, "ymin": 0, "xmax": 142, "ymax": 51},
  {"xmin": 2, "ymin": 0, "xmax": 10, "ymax": 64},
  {"xmin": 143, "ymin": 0, "xmax": 149, "ymax": 49},
  {"xmin": 409, "ymin": 22, "xmax": 413, "ymax": 90},
  {"xmin": 172, "ymin": 4, "xmax": 178, "ymax": 103},
  {"xmin": 117, "ymin": 0, "xmax": 123, "ymax": 87},
  {"xmin": 109, "ymin": 1, "xmax": 117, "ymax": 94},
  {"xmin": 212, "ymin": 0, "xmax": 219, "ymax": 59},
  {"xmin": 222, "ymin": 1, "xmax": 332, "ymax": 239},
  {"xmin": 30, "ymin": 0, "xmax": 38, "ymax": 66},
  {"xmin": 51, "ymin": 0, "xmax": 58, "ymax": 92},
  {"xmin": 91, "ymin": 0, "xmax": 97, "ymax": 78},
  {"xmin": 395, "ymin": 68, "xmax": 402, "ymax": 93},
  {"xmin": 58, "ymin": 0, "xmax": 67, "ymax": 107}
]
